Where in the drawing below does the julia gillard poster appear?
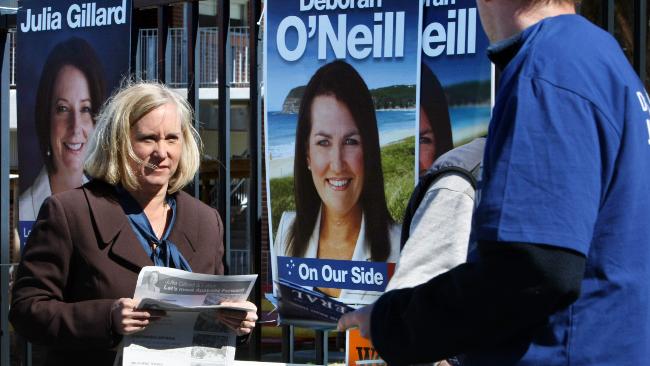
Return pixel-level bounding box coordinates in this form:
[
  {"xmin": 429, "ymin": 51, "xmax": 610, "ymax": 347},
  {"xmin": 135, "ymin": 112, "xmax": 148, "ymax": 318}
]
[
  {"xmin": 265, "ymin": 0, "xmax": 422, "ymax": 307},
  {"xmin": 16, "ymin": 0, "xmax": 131, "ymax": 247}
]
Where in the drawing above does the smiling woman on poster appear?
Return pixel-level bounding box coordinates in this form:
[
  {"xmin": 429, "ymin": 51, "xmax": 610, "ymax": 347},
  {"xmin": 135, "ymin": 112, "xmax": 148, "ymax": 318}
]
[
  {"xmin": 274, "ymin": 60, "xmax": 400, "ymax": 304},
  {"xmin": 18, "ymin": 37, "xmax": 107, "ymax": 222}
]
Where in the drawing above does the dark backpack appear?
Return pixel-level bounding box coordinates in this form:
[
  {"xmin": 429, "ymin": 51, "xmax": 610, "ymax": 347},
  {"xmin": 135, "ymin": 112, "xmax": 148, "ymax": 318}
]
[{"xmin": 400, "ymin": 138, "xmax": 486, "ymax": 248}]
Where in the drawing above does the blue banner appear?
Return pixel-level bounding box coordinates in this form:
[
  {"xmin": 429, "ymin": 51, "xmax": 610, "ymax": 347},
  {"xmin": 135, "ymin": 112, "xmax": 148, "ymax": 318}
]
[
  {"xmin": 278, "ymin": 256, "xmax": 394, "ymax": 292},
  {"xmin": 18, "ymin": 221, "xmax": 34, "ymax": 251}
]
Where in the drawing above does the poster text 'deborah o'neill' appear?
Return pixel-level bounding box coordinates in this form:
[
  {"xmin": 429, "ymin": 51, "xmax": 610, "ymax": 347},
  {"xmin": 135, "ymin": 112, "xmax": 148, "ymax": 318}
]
[
  {"xmin": 20, "ymin": 0, "xmax": 128, "ymax": 32},
  {"xmin": 278, "ymin": 0, "xmax": 405, "ymax": 61},
  {"xmin": 280, "ymin": 0, "xmax": 478, "ymax": 61}
]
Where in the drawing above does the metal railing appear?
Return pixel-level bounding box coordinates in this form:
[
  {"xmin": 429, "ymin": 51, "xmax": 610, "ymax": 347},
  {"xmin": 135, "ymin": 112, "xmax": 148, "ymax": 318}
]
[
  {"xmin": 7, "ymin": 26, "xmax": 250, "ymax": 89},
  {"xmin": 230, "ymin": 249, "xmax": 249, "ymax": 275},
  {"xmin": 137, "ymin": 26, "xmax": 250, "ymax": 88},
  {"xmin": 8, "ymin": 28, "xmax": 14, "ymax": 86}
]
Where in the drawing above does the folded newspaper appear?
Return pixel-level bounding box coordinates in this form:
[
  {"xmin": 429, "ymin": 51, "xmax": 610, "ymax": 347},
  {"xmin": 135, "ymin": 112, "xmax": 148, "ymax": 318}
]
[
  {"xmin": 270, "ymin": 279, "xmax": 355, "ymax": 329},
  {"xmin": 118, "ymin": 266, "xmax": 257, "ymax": 366}
]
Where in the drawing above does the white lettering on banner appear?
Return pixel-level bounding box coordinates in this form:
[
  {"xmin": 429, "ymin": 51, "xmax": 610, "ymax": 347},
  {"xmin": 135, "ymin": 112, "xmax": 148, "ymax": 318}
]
[
  {"xmin": 423, "ymin": 7, "xmax": 477, "ymax": 57},
  {"xmin": 321, "ymin": 265, "xmax": 349, "ymax": 282},
  {"xmin": 276, "ymin": 16, "xmax": 308, "ymax": 61},
  {"xmin": 351, "ymin": 267, "xmax": 384, "ymax": 285},
  {"xmin": 276, "ymin": 12, "xmax": 405, "ymax": 61},
  {"xmin": 20, "ymin": 7, "xmax": 62, "ymax": 32},
  {"xmin": 637, "ymin": 91, "xmax": 649, "ymax": 112},
  {"xmin": 636, "ymin": 90, "xmax": 650, "ymax": 145},
  {"xmin": 424, "ymin": 0, "xmax": 456, "ymax": 6},
  {"xmin": 300, "ymin": 0, "xmax": 383, "ymax": 12},
  {"xmin": 298, "ymin": 263, "xmax": 319, "ymax": 280},
  {"xmin": 19, "ymin": 0, "xmax": 127, "ymax": 33}
]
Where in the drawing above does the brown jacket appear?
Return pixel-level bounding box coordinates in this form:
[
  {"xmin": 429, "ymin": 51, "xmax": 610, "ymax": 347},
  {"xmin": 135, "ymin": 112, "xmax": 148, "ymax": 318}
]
[{"xmin": 10, "ymin": 180, "xmax": 224, "ymax": 365}]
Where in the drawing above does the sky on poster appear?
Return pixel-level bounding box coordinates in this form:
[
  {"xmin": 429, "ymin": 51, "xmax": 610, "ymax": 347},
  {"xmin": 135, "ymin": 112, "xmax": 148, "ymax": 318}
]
[{"xmin": 266, "ymin": 0, "xmax": 421, "ymax": 112}]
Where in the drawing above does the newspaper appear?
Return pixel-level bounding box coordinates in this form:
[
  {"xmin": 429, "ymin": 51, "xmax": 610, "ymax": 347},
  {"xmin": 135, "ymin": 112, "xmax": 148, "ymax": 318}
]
[{"xmin": 119, "ymin": 266, "xmax": 257, "ymax": 366}]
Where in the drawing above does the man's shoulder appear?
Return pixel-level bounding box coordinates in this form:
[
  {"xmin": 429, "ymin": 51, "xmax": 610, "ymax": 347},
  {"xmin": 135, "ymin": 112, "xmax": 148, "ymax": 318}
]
[{"xmin": 523, "ymin": 15, "xmax": 634, "ymax": 93}]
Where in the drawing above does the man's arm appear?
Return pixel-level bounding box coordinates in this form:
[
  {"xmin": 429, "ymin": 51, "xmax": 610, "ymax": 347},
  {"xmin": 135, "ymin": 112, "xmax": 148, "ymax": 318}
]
[{"xmin": 340, "ymin": 241, "xmax": 585, "ymax": 365}]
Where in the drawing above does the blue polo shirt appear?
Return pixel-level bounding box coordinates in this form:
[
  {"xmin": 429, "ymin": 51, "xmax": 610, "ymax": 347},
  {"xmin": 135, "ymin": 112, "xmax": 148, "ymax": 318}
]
[{"xmin": 470, "ymin": 15, "xmax": 650, "ymax": 365}]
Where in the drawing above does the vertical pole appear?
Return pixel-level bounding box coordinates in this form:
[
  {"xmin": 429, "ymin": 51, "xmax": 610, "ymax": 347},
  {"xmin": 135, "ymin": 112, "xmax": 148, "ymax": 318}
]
[
  {"xmin": 603, "ymin": 0, "xmax": 614, "ymax": 34},
  {"xmin": 634, "ymin": 0, "xmax": 647, "ymax": 83},
  {"xmin": 0, "ymin": 26, "xmax": 10, "ymax": 366},
  {"xmin": 248, "ymin": 0, "xmax": 262, "ymax": 360},
  {"xmin": 281, "ymin": 325, "xmax": 294, "ymax": 363},
  {"xmin": 315, "ymin": 330, "xmax": 325, "ymax": 364},
  {"xmin": 186, "ymin": 1, "xmax": 200, "ymax": 198},
  {"xmin": 130, "ymin": 3, "xmax": 138, "ymax": 76},
  {"xmin": 218, "ymin": 0, "xmax": 231, "ymax": 270},
  {"xmin": 157, "ymin": 5, "xmax": 170, "ymax": 83}
]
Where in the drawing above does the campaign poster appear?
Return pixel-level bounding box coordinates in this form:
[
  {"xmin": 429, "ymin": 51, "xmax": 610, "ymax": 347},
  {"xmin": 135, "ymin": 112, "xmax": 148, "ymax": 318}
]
[
  {"xmin": 17, "ymin": 0, "xmax": 131, "ymax": 246},
  {"xmin": 344, "ymin": 1, "xmax": 491, "ymax": 361},
  {"xmin": 265, "ymin": 0, "xmax": 422, "ymax": 306},
  {"xmin": 418, "ymin": 0, "xmax": 491, "ymax": 176}
]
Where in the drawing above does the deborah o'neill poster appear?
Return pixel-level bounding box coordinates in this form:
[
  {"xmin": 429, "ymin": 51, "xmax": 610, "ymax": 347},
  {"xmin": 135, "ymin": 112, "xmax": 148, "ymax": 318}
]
[
  {"xmin": 417, "ymin": 0, "xmax": 491, "ymax": 177},
  {"xmin": 265, "ymin": 0, "xmax": 423, "ymax": 308},
  {"xmin": 17, "ymin": 0, "xmax": 131, "ymax": 247}
]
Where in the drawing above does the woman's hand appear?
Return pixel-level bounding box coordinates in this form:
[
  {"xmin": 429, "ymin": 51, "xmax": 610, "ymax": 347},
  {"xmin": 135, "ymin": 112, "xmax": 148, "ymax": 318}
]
[
  {"xmin": 110, "ymin": 298, "xmax": 164, "ymax": 335},
  {"xmin": 216, "ymin": 301, "xmax": 258, "ymax": 336}
]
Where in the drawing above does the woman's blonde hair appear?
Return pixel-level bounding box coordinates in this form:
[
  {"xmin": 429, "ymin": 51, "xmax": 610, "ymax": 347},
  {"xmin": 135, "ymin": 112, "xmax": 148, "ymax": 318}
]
[{"xmin": 84, "ymin": 80, "xmax": 202, "ymax": 193}]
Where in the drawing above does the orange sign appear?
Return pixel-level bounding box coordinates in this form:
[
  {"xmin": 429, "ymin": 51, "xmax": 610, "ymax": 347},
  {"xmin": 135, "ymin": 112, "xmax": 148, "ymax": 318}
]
[{"xmin": 346, "ymin": 329, "xmax": 387, "ymax": 366}]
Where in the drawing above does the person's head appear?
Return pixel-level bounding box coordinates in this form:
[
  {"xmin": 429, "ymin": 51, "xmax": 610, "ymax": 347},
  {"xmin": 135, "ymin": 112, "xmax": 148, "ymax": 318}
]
[
  {"xmin": 476, "ymin": 0, "xmax": 577, "ymax": 43},
  {"xmin": 84, "ymin": 81, "xmax": 202, "ymax": 194},
  {"xmin": 35, "ymin": 37, "xmax": 106, "ymax": 179},
  {"xmin": 288, "ymin": 60, "xmax": 393, "ymax": 261},
  {"xmin": 419, "ymin": 64, "xmax": 452, "ymax": 176}
]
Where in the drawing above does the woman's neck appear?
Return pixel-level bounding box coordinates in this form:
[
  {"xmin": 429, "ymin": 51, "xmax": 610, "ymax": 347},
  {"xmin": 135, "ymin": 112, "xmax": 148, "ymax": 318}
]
[
  {"xmin": 318, "ymin": 205, "xmax": 363, "ymax": 250},
  {"xmin": 125, "ymin": 184, "xmax": 168, "ymax": 215}
]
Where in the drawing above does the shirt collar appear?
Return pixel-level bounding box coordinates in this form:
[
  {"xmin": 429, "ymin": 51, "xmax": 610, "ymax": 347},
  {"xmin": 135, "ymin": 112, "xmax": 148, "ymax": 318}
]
[{"xmin": 487, "ymin": 32, "xmax": 525, "ymax": 71}]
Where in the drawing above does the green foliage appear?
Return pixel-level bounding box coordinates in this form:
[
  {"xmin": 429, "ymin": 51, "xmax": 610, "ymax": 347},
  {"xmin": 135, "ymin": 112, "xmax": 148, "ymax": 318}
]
[
  {"xmin": 371, "ymin": 85, "xmax": 417, "ymax": 109},
  {"xmin": 286, "ymin": 85, "xmax": 306, "ymax": 99},
  {"xmin": 380, "ymin": 136, "xmax": 415, "ymax": 222},
  {"xmin": 269, "ymin": 176, "xmax": 295, "ymax": 238},
  {"xmin": 282, "ymin": 84, "xmax": 417, "ymax": 111},
  {"xmin": 268, "ymin": 137, "xmax": 415, "ymax": 236},
  {"xmin": 445, "ymin": 80, "xmax": 491, "ymax": 106}
]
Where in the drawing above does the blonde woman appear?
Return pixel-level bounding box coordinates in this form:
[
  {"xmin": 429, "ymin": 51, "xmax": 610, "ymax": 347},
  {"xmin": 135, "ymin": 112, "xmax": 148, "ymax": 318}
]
[{"xmin": 10, "ymin": 81, "xmax": 256, "ymax": 365}]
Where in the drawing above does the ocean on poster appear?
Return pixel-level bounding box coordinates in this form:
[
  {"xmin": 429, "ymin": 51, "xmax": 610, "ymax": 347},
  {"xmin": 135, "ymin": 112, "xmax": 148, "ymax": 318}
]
[{"xmin": 268, "ymin": 105, "xmax": 490, "ymax": 177}]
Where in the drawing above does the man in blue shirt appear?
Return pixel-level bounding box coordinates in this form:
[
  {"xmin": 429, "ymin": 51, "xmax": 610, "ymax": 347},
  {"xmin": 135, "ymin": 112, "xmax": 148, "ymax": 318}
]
[{"xmin": 339, "ymin": 1, "xmax": 650, "ymax": 365}]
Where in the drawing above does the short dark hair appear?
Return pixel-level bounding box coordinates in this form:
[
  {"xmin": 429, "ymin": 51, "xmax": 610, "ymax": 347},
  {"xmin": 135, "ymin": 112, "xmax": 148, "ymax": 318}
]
[
  {"xmin": 35, "ymin": 37, "xmax": 106, "ymax": 174},
  {"xmin": 526, "ymin": 0, "xmax": 579, "ymax": 7},
  {"xmin": 288, "ymin": 60, "xmax": 394, "ymax": 261},
  {"xmin": 420, "ymin": 63, "xmax": 453, "ymax": 162}
]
